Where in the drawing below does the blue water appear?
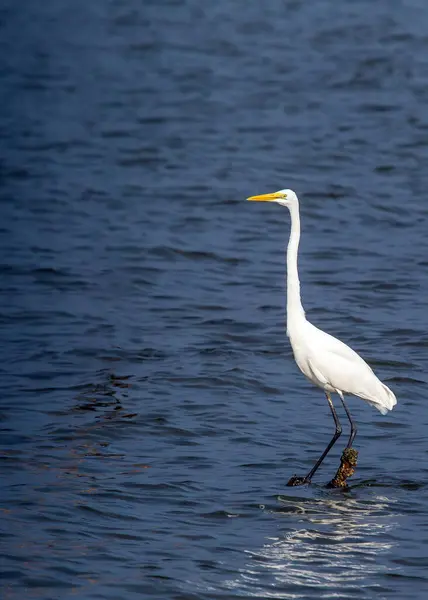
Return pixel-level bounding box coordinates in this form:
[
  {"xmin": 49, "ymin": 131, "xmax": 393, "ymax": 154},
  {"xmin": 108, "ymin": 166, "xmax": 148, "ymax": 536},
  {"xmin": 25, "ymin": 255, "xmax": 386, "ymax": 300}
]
[{"xmin": 2, "ymin": 0, "xmax": 428, "ymax": 598}]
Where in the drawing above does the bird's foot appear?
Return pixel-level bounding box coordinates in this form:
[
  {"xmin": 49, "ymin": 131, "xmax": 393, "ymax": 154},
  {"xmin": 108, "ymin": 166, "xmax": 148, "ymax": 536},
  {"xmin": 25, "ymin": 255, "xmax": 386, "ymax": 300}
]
[{"xmin": 286, "ymin": 475, "xmax": 311, "ymax": 487}]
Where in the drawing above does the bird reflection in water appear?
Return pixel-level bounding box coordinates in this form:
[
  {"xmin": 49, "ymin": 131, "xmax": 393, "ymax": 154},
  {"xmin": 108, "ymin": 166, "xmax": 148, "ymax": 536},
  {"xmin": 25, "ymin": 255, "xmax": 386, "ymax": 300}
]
[{"xmin": 224, "ymin": 494, "xmax": 396, "ymax": 596}]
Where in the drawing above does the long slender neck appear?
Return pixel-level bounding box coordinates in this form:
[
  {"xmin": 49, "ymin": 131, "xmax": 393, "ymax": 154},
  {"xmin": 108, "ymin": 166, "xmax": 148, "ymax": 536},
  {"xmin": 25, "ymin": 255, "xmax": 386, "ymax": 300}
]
[{"xmin": 286, "ymin": 199, "xmax": 305, "ymax": 325}]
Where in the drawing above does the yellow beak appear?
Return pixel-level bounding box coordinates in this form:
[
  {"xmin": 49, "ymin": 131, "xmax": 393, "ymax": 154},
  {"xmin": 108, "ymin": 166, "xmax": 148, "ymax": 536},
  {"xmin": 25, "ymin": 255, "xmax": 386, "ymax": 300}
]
[{"xmin": 247, "ymin": 192, "xmax": 283, "ymax": 202}]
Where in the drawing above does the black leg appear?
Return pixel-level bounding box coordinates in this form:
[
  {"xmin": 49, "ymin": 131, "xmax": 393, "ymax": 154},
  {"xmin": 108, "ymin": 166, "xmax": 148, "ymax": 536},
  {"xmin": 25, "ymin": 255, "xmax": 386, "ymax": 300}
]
[
  {"xmin": 287, "ymin": 392, "xmax": 342, "ymax": 486},
  {"xmin": 338, "ymin": 391, "xmax": 357, "ymax": 448}
]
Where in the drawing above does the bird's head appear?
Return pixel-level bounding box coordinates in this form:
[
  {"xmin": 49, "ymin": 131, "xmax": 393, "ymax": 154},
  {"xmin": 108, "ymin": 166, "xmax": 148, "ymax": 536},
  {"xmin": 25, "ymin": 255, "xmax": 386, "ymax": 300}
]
[{"xmin": 247, "ymin": 188, "xmax": 298, "ymax": 207}]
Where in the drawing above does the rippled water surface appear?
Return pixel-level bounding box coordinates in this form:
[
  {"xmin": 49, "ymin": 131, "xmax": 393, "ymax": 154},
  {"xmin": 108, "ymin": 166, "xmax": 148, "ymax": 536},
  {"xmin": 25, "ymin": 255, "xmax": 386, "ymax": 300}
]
[{"xmin": 2, "ymin": 1, "xmax": 428, "ymax": 598}]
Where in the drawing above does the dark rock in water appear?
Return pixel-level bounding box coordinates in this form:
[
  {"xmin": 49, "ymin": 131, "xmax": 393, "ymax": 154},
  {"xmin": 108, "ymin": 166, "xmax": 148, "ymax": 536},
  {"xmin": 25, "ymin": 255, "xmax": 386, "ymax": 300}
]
[{"xmin": 328, "ymin": 448, "xmax": 359, "ymax": 488}]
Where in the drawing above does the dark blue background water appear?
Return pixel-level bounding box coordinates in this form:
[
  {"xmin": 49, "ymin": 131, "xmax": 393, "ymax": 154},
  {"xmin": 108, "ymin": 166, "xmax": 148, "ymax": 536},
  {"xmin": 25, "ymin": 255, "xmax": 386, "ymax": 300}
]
[{"xmin": 2, "ymin": 1, "xmax": 428, "ymax": 598}]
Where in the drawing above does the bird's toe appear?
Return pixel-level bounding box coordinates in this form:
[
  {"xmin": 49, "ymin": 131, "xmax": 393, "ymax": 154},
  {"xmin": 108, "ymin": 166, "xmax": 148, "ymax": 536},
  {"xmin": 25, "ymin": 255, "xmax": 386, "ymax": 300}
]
[{"xmin": 286, "ymin": 475, "xmax": 311, "ymax": 487}]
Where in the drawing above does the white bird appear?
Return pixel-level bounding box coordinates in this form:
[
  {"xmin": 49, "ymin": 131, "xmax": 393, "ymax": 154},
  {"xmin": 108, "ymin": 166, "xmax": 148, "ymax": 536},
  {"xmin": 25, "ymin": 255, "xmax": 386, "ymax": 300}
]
[{"xmin": 248, "ymin": 189, "xmax": 397, "ymax": 485}]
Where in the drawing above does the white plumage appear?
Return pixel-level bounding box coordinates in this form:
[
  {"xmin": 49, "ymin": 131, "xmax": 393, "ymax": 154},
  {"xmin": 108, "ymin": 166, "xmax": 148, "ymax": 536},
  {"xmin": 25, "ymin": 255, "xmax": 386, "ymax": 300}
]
[
  {"xmin": 248, "ymin": 188, "xmax": 396, "ymax": 483},
  {"xmin": 288, "ymin": 318, "xmax": 396, "ymax": 415}
]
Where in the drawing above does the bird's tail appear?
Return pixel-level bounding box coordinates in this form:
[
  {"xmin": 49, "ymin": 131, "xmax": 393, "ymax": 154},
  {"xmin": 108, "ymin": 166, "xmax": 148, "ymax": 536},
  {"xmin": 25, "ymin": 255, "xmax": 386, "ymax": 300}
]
[{"xmin": 372, "ymin": 383, "xmax": 397, "ymax": 415}]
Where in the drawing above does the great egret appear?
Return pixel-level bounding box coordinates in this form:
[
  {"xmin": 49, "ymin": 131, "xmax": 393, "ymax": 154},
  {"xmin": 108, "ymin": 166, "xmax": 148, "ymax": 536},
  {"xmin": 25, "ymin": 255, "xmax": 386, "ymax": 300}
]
[{"xmin": 248, "ymin": 189, "xmax": 397, "ymax": 485}]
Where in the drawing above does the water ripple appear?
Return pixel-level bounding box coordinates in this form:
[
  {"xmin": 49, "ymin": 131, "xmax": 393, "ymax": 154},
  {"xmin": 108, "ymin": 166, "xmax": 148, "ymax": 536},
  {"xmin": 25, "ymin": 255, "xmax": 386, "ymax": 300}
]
[{"xmin": 2, "ymin": 1, "xmax": 428, "ymax": 599}]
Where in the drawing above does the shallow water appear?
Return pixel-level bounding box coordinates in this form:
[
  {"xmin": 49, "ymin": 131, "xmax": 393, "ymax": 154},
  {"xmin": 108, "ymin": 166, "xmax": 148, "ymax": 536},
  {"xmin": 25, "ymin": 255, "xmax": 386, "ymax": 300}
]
[{"xmin": 2, "ymin": 0, "xmax": 428, "ymax": 598}]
